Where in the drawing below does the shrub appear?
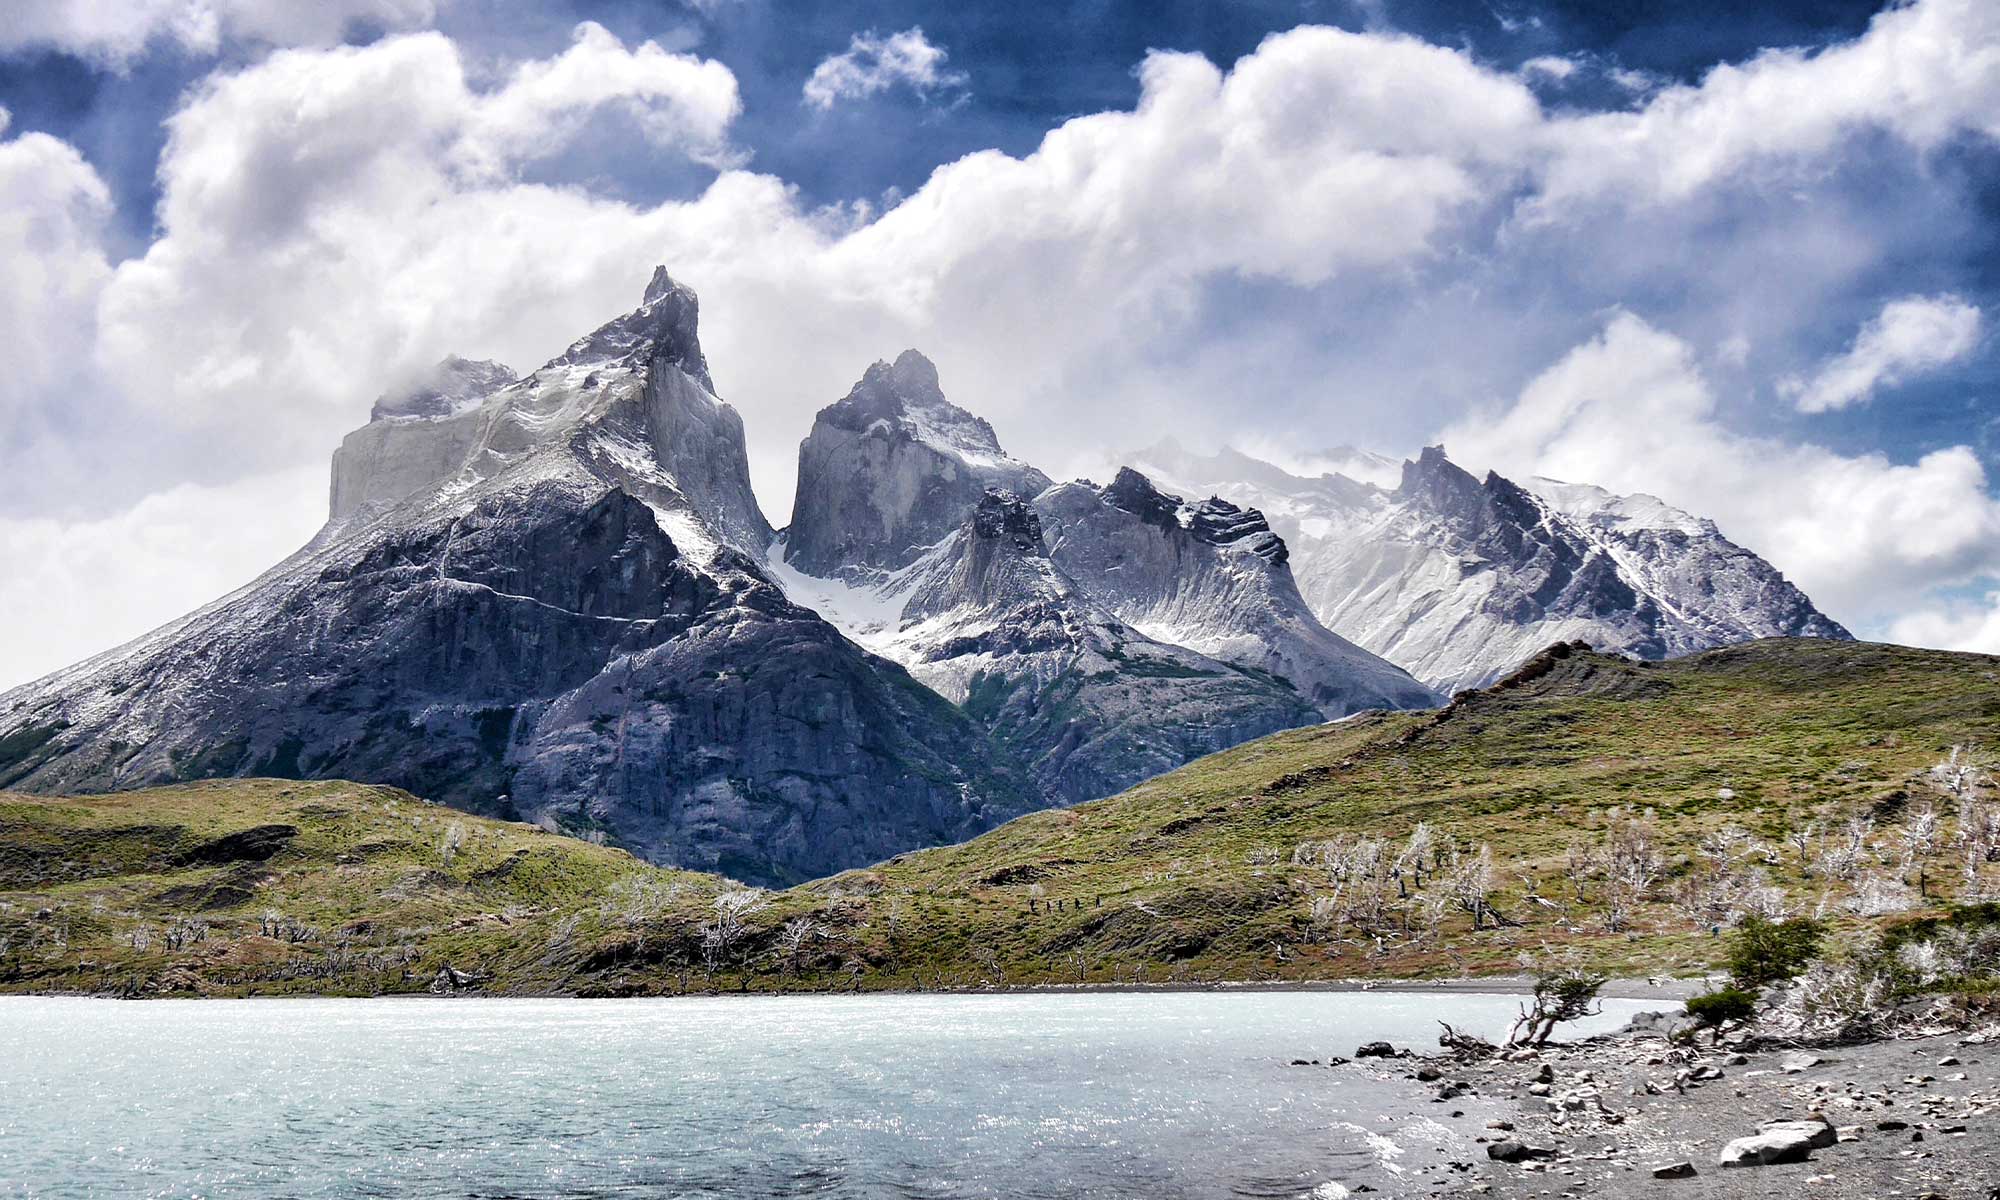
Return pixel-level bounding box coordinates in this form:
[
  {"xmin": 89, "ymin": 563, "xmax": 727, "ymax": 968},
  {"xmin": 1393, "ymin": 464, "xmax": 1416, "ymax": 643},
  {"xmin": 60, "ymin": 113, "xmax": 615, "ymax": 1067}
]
[
  {"xmin": 1507, "ymin": 951, "xmax": 1607, "ymax": 1046},
  {"xmin": 1876, "ymin": 903, "xmax": 2000, "ymax": 997},
  {"xmin": 1726, "ymin": 914, "xmax": 1826, "ymax": 988},
  {"xmin": 1683, "ymin": 985, "xmax": 1758, "ymax": 1042}
]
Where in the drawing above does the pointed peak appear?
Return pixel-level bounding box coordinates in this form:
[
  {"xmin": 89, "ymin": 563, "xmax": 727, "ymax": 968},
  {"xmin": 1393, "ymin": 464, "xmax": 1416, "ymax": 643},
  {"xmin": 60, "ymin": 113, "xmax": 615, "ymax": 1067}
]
[
  {"xmin": 642, "ymin": 265, "xmax": 679, "ymax": 306},
  {"xmin": 820, "ymin": 349, "xmax": 1023, "ymax": 472},
  {"xmin": 1398, "ymin": 444, "xmax": 1483, "ymax": 504},
  {"xmin": 551, "ymin": 266, "xmax": 712, "ymax": 392},
  {"xmin": 1103, "ymin": 466, "xmax": 1180, "ymax": 519},
  {"xmin": 853, "ymin": 348, "xmax": 945, "ymax": 410},
  {"xmin": 889, "ymin": 348, "xmax": 939, "ymax": 391}
]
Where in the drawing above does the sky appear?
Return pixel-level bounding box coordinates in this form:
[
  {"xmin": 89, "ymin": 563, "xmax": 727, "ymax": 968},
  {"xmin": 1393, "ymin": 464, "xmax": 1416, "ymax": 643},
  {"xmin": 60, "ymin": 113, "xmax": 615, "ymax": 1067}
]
[{"xmin": 2, "ymin": 0, "xmax": 1999, "ymax": 689}]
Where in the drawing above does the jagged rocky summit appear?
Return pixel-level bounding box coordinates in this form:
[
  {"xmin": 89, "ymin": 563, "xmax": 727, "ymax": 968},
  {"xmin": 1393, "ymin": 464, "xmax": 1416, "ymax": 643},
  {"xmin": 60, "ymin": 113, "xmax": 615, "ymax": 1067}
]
[
  {"xmin": 1131, "ymin": 440, "xmax": 1851, "ymax": 695},
  {"xmin": 0, "ymin": 270, "xmax": 1040, "ymax": 887},
  {"xmin": 881, "ymin": 489, "xmax": 1324, "ymax": 802},
  {"xmin": 771, "ymin": 353, "xmax": 1441, "ymax": 805},
  {"xmin": 784, "ymin": 349, "xmax": 1051, "ymax": 579}
]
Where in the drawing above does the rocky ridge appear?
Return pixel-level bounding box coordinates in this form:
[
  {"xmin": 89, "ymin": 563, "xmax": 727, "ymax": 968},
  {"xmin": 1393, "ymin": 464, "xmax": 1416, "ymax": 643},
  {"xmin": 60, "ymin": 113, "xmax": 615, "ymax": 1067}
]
[
  {"xmin": 881, "ymin": 490, "xmax": 1323, "ymax": 803},
  {"xmin": 0, "ymin": 270, "xmax": 1037, "ymax": 887},
  {"xmin": 772, "ymin": 355, "xmax": 1440, "ymax": 805},
  {"xmin": 1131, "ymin": 440, "xmax": 1850, "ymax": 694}
]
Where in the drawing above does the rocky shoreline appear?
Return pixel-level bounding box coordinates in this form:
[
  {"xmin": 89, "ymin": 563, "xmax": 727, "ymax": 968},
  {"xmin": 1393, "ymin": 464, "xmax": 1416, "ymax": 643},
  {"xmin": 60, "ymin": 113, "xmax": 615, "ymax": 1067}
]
[{"xmin": 1343, "ymin": 1021, "xmax": 2000, "ymax": 1198}]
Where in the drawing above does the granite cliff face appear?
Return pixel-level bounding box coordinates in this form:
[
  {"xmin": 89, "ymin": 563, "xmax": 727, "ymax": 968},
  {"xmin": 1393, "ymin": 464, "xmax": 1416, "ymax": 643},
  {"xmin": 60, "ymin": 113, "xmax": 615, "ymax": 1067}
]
[
  {"xmin": 768, "ymin": 360, "xmax": 1440, "ymax": 806},
  {"xmin": 0, "ymin": 271, "xmax": 1034, "ymax": 886},
  {"xmin": 783, "ymin": 350, "xmax": 1051, "ymax": 579},
  {"xmin": 1132, "ymin": 441, "xmax": 1851, "ymax": 694}
]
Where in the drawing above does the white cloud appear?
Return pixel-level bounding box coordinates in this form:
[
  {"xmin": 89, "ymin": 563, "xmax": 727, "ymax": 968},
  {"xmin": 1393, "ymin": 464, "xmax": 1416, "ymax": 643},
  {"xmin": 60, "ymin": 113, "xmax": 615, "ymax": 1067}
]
[
  {"xmin": 0, "ymin": 109, "xmax": 113, "ymax": 453},
  {"xmin": 1889, "ymin": 590, "xmax": 2000, "ymax": 655},
  {"xmin": 802, "ymin": 27, "xmax": 968, "ymax": 110},
  {"xmin": 460, "ymin": 21, "xmax": 741, "ymax": 174},
  {"xmin": 0, "ymin": 465, "xmax": 325, "ymax": 690},
  {"xmin": 1533, "ymin": 0, "xmax": 2000, "ymax": 211},
  {"xmin": 1442, "ymin": 312, "xmax": 2000, "ymax": 624},
  {"xmin": 91, "ymin": 23, "xmax": 740, "ymax": 472},
  {"xmin": 8, "ymin": 0, "xmax": 2000, "ymax": 683},
  {"xmin": 1520, "ymin": 55, "xmax": 1579, "ymax": 81},
  {"xmin": 1782, "ymin": 293, "xmax": 1983, "ymax": 413},
  {"xmin": 0, "ymin": 0, "xmax": 444, "ymax": 64},
  {"xmin": 64, "ymin": 21, "xmax": 1544, "ymax": 502}
]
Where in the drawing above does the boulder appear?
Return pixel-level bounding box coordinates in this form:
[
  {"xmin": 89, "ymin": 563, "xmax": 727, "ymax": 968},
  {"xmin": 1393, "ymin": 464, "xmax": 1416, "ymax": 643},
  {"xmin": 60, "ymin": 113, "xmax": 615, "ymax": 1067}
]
[
  {"xmin": 1355, "ymin": 1041, "xmax": 1397, "ymax": 1059},
  {"xmin": 1652, "ymin": 1162, "xmax": 1698, "ymax": 1179},
  {"xmin": 1718, "ymin": 1121, "xmax": 1829, "ymax": 1167},
  {"xmin": 1486, "ymin": 1140, "xmax": 1556, "ymax": 1163},
  {"xmin": 1758, "ymin": 1118, "xmax": 1837, "ymax": 1150}
]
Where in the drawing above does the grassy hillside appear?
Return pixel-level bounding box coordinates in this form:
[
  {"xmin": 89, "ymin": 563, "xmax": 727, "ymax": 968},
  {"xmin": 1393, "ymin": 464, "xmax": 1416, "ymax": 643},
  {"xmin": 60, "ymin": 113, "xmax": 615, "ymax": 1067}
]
[
  {"xmin": 0, "ymin": 779, "xmax": 726, "ymax": 996},
  {"xmin": 4, "ymin": 639, "xmax": 1998, "ymax": 997}
]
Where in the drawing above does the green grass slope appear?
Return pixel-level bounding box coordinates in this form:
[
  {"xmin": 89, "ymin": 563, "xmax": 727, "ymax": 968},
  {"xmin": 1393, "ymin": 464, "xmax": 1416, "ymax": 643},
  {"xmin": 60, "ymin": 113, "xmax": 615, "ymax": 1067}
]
[
  {"xmin": 0, "ymin": 779, "xmax": 725, "ymax": 996},
  {"xmin": 4, "ymin": 639, "xmax": 1998, "ymax": 996}
]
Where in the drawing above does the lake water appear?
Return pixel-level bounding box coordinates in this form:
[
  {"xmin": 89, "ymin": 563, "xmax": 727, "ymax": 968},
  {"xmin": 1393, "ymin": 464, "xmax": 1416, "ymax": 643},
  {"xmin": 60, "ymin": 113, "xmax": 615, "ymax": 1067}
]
[{"xmin": 0, "ymin": 990, "xmax": 1665, "ymax": 1199}]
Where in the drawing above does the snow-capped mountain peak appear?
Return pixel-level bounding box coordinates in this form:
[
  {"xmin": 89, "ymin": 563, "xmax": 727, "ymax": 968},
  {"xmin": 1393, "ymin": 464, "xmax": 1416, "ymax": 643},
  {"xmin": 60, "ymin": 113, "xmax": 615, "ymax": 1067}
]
[
  {"xmin": 784, "ymin": 350, "xmax": 1051, "ymax": 578},
  {"xmin": 2, "ymin": 270, "xmax": 1037, "ymax": 887},
  {"xmin": 1132, "ymin": 442, "xmax": 1849, "ymax": 694}
]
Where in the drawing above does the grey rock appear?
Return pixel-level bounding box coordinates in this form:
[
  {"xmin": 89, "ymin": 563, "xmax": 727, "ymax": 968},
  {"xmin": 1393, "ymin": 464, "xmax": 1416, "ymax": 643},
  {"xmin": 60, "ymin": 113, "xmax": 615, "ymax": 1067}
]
[
  {"xmin": 1719, "ymin": 1118, "xmax": 1834, "ymax": 1167},
  {"xmin": 1757, "ymin": 1118, "xmax": 1837, "ymax": 1149},
  {"xmin": 1128, "ymin": 440, "xmax": 1850, "ymax": 694},
  {"xmin": 1355, "ymin": 1041, "xmax": 1397, "ymax": 1059},
  {"xmin": 1652, "ymin": 1162, "xmax": 1698, "ymax": 1179},
  {"xmin": 0, "ymin": 270, "xmax": 1034, "ymax": 887},
  {"xmin": 1717, "ymin": 1127, "xmax": 1817, "ymax": 1167},
  {"xmin": 785, "ymin": 349, "xmax": 1049, "ymax": 578},
  {"xmin": 887, "ymin": 491, "xmax": 1321, "ymax": 804},
  {"xmin": 1486, "ymin": 1140, "xmax": 1555, "ymax": 1163},
  {"xmin": 1034, "ymin": 469, "xmax": 1439, "ymax": 716}
]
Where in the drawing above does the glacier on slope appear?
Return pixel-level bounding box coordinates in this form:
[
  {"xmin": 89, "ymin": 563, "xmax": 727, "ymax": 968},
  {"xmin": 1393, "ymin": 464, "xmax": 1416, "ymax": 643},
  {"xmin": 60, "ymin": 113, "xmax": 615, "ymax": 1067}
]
[{"xmin": 1130, "ymin": 440, "xmax": 1851, "ymax": 695}]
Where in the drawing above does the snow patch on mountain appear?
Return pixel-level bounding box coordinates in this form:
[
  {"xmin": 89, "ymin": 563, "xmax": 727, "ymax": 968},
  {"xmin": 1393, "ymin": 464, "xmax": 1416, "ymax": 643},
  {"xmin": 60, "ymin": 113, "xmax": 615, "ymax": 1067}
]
[{"xmin": 1134, "ymin": 441, "xmax": 1850, "ymax": 694}]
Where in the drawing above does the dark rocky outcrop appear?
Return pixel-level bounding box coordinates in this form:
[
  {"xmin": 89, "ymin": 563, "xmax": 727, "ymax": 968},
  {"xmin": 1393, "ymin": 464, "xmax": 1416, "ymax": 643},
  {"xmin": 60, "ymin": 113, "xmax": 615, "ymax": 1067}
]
[
  {"xmin": 1036, "ymin": 469, "xmax": 1438, "ymax": 716},
  {"xmin": 891, "ymin": 491, "xmax": 1322, "ymax": 805},
  {"xmin": 0, "ymin": 272, "xmax": 1034, "ymax": 887}
]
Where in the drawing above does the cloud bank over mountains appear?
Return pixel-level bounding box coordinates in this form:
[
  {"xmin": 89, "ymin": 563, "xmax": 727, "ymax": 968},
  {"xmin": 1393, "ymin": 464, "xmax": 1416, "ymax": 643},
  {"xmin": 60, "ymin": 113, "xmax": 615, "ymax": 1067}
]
[{"xmin": 2, "ymin": 0, "xmax": 2000, "ymax": 686}]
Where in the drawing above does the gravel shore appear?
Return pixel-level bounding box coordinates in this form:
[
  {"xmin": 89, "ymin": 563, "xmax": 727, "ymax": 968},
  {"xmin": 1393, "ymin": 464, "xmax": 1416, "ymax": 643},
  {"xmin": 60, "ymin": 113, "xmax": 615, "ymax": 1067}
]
[{"xmin": 1375, "ymin": 1023, "xmax": 2000, "ymax": 1198}]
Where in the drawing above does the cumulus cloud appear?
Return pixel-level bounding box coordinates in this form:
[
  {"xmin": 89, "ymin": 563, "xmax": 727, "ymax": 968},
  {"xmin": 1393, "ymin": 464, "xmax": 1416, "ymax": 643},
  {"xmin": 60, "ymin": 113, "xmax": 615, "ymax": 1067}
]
[
  {"xmin": 0, "ymin": 0, "xmax": 444, "ymax": 64},
  {"xmin": 7, "ymin": 0, "xmax": 2000, "ymax": 682},
  {"xmin": 802, "ymin": 27, "xmax": 967, "ymax": 110},
  {"xmin": 1442, "ymin": 313, "xmax": 2000, "ymax": 623},
  {"xmin": 0, "ymin": 464, "xmax": 326, "ymax": 689},
  {"xmin": 1782, "ymin": 294, "xmax": 1983, "ymax": 413},
  {"xmin": 1889, "ymin": 591, "xmax": 2000, "ymax": 655},
  {"xmin": 1533, "ymin": 0, "xmax": 2000, "ymax": 212},
  {"xmin": 88, "ymin": 23, "xmax": 739, "ymax": 475},
  {"xmin": 0, "ymin": 109, "xmax": 113, "ymax": 455}
]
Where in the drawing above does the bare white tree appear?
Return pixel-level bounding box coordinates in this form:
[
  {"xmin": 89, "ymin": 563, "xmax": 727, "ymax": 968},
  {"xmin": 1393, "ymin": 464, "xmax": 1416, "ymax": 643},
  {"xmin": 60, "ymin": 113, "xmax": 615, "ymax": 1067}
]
[
  {"xmin": 1900, "ymin": 802, "xmax": 1942, "ymax": 894},
  {"xmin": 700, "ymin": 890, "xmax": 770, "ymax": 975},
  {"xmin": 1448, "ymin": 845, "xmax": 1498, "ymax": 930},
  {"xmin": 440, "ymin": 820, "xmax": 466, "ymax": 868},
  {"xmin": 773, "ymin": 916, "xmax": 825, "ymax": 977}
]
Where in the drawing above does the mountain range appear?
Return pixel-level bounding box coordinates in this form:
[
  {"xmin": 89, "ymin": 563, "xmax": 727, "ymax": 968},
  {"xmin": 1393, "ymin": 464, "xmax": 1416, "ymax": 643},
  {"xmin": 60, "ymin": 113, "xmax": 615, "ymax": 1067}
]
[
  {"xmin": 1130, "ymin": 441, "xmax": 1849, "ymax": 694},
  {"xmin": 0, "ymin": 270, "xmax": 1848, "ymax": 883}
]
